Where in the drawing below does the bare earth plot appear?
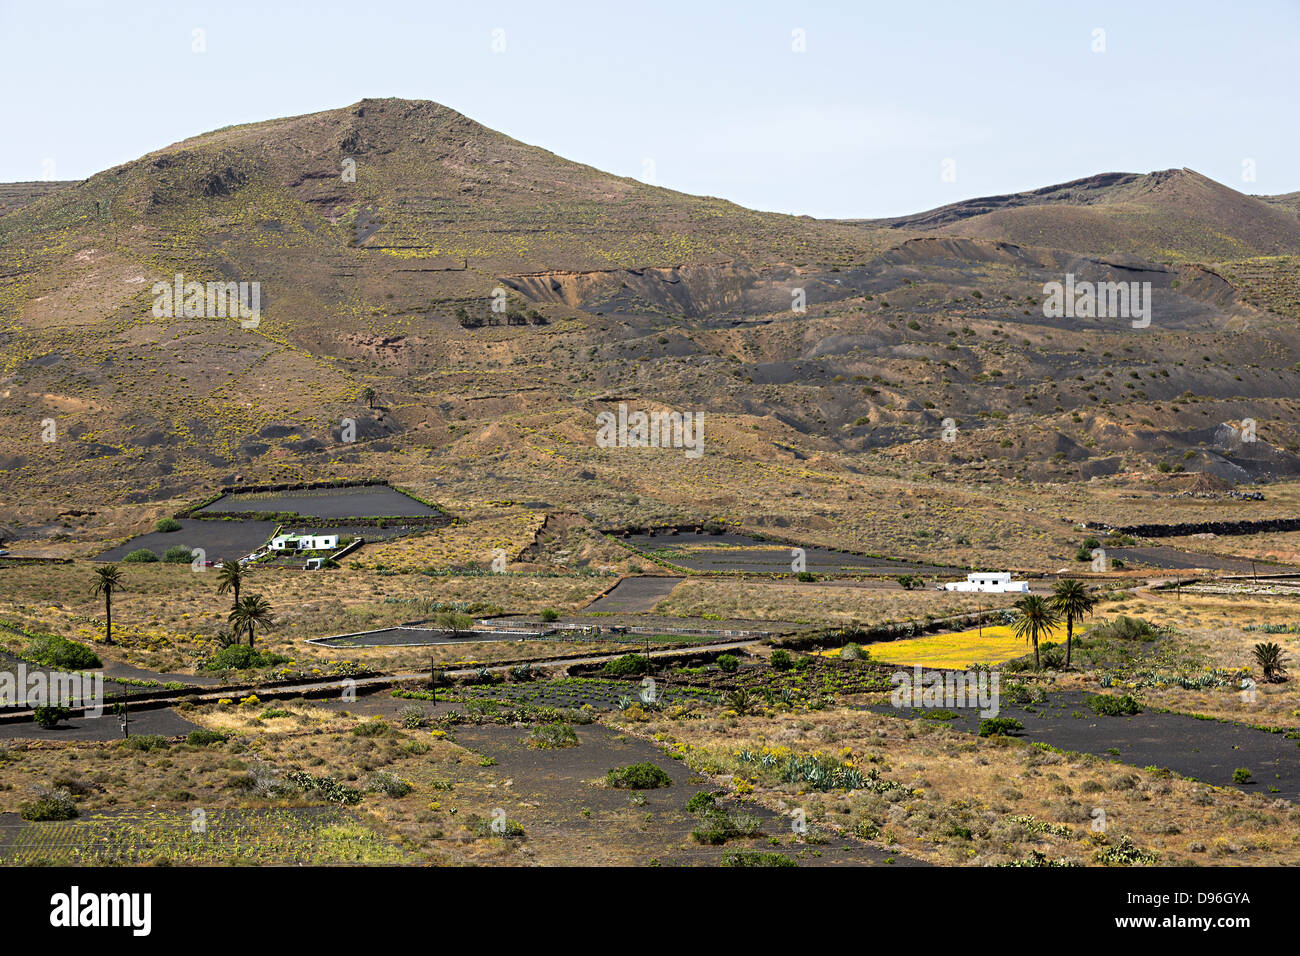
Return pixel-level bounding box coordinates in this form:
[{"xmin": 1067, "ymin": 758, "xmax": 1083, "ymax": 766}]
[
  {"xmin": 1109, "ymin": 546, "xmax": 1300, "ymax": 573},
  {"xmin": 583, "ymin": 576, "xmax": 684, "ymax": 613},
  {"xmin": 96, "ymin": 518, "xmax": 278, "ymax": 562},
  {"xmin": 197, "ymin": 485, "xmax": 439, "ymax": 518},
  {"xmin": 625, "ymin": 531, "xmax": 968, "ymax": 575},
  {"xmin": 872, "ymin": 690, "xmax": 1300, "ymax": 798}
]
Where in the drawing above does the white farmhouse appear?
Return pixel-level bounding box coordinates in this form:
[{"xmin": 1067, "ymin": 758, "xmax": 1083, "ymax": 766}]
[
  {"xmin": 269, "ymin": 532, "xmax": 339, "ymax": 552},
  {"xmin": 944, "ymin": 571, "xmax": 1029, "ymax": 594}
]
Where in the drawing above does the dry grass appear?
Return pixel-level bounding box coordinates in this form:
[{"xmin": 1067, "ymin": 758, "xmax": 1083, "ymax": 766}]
[{"xmin": 617, "ymin": 706, "xmax": 1300, "ymax": 866}]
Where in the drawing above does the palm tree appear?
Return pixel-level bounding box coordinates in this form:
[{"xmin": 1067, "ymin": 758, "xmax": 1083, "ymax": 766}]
[
  {"xmin": 215, "ymin": 561, "xmax": 243, "ymax": 609},
  {"xmin": 1253, "ymin": 642, "xmax": 1287, "ymax": 682},
  {"xmin": 228, "ymin": 594, "xmax": 273, "ymax": 648},
  {"xmin": 90, "ymin": 565, "xmax": 125, "ymax": 645},
  {"xmin": 1012, "ymin": 595, "xmax": 1059, "ymax": 670},
  {"xmin": 1050, "ymin": 579, "xmax": 1096, "ymax": 668},
  {"xmin": 360, "ymin": 385, "xmax": 377, "ymax": 409}
]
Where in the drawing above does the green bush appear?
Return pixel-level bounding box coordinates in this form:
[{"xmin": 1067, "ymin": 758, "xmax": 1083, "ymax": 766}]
[
  {"xmin": 32, "ymin": 705, "xmax": 71, "ymax": 728},
  {"xmin": 978, "ymin": 717, "xmax": 1024, "ymax": 737},
  {"xmin": 796, "ymin": 571, "xmax": 816, "ymax": 582},
  {"xmin": 527, "ymin": 722, "xmax": 579, "ymax": 750},
  {"xmin": 1089, "ymin": 616, "xmax": 1160, "ymax": 643},
  {"xmin": 122, "ymin": 548, "xmax": 158, "ymax": 562},
  {"xmin": 162, "ymin": 545, "xmax": 195, "ymax": 564},
  {"xmin": 473, "ymin": 815, "xmax": 526, "ymax": 840},
  {"xmin": 352, "ymin": 719, "xmax": 391, "ymax": 737},
  {"xmin": 186, "ymin": 729, "xmax": 227, "ymax": 746},
  {"xmin": 606, "ymin": 762, "xmax": 672, "ymax": 790},
  {"xmin": 686, "ymin": 791, "xmax": 717, "ymax": 813},
  {"xmin": 284, "ymin": 769, "xmax": 363, "ymax": 805},
  {"xmin": 120, "ymin": 734, "xmax": 170, "ymax": 751},
  {"xmin": 721, "ymin": 850, "xmax": 795, "ymax": 867},
  {"xmin": 202, "ymin": 645, "xmax": 290, "ymax": 671},
  {"xmin": 840, "ymin": 642, "xmax": 869, "ymax": 661},
  {"xmin": 716, "ymin": 654, "xmax": 741, "ymax": 673},
  {"xmin": 691, "ymin": 807, "xmax": 764, "ymax": 844},
  {"xmin": 540, "ymin": 608, "xmax": 559, "ymax": 622},
  {"xmin": 154, "ymin": 518, "xmax": 182, "ymax": 533},
  {"xmin": 368, "ymin": 771, "xmax": 414, "ymax": 797},
  {"xmin": 24, "ymin": 632, "xmax": 101, "ymax": 669},
  {"xmin": 1088, "ymin": 693, "xmax": 1142, "ymax": 717},
  {"xmin": 20, "ymin": 789, "xmax": 78, "ymax": 821},
  {"xmin": 769, "ymin": 649, "xmax": 794, "ymax": 671},
  {"xmin": 602, "ymin": 654, "xmax": 652, "ymax": 677},
  {"xmin": 1232, "ymin": 767, "xmax": 1252, "ymax": 784}
]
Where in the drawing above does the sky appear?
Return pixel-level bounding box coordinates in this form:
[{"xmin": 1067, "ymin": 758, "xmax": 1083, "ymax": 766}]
[{"xmin": 2, "ymin": 0, "xmax": 1297, "ymax": 218}]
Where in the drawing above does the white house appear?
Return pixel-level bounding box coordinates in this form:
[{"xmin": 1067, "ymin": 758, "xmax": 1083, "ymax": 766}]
[
  {"xmin": 269, "ymin": 532, "xmax": 339, "ymax": 552},
  {"xmin": 944, "ymin": 571, "xmax": 1029, "ymax": 594}
]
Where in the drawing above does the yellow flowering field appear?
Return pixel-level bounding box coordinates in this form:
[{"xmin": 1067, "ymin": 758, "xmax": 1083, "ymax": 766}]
[{"xmin": 822, "ymin": 622, "xmax": 1084, "ymax": 668}]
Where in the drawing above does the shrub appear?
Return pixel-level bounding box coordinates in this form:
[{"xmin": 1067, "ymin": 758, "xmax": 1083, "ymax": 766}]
[
  {"xmin": 352, "ymin": 718, "xmax": 391, "ymax": 737},
  {"xmin": 716, "ymin": 653, "xmax": 740, "ymax": 673},
  {"xmin": 368, "ymin": 771, "xmax": 414, "ymax": 797},
  {"xmin": 120, "ymin": 734, "xmax": 170, "ymax": 751},
  {"xmin": 122, "ymin": 548, "xmax": 158, "ymax": 562},
  {"xmin": 32, "ymin": 705, "xmax": 71, "ymax": 729},
  {"xmin": 154, "ymin": 518, "xmax": 182, "ymax": 533},
  {"xmin": 896, "ymin": 574, "xmax": 925, "ymax": 590},
  {"xmin": 1232, "ymin": 768, "xmax": 1253, "ymax": 784},
  {"xmin": 258, "ymin": 707, "xmax": 292, "ymax": 720},
  {"xmin": 602, "ymin": 654, "xmax": 651, "ymax": 677},
  {"xmin": 978, "ymin": 717, "xmax": 1024, "ymax": 737},
  {"xmin": 725, "ymin": 688, "xmax": 754, "ymax": 715},
  {"xmin": 397, "ymin": 704, "xmax": 427, "ymax": 729},
  {"xmin": 1094, "ymin": 834, "xmax": 1158, "ymax": 866},
  {"xmin": 606, "ymin": 762, "xmax": 672, "ymax": 789},
  {"xmin": 796, "ymin": 571, "xmax": 816, "ymax": 582},
  {"xmin": 691, "ymin": 807, "xmax": 764, "ymax": 844},
  {"xmin": 24, "ymin": 632, "xmax": 101, "ymax": 669},
  {"xmin": 770, "ymin": 649, "xmax": 794, "ymax": 670},
  {"xmin": 840, "ymin": 642, "xmax": 868, "ymax": 661},
  {"xmin": 722, "ymin": 850, "xmax": 796, "ymax": 867},
  {"xmin": 284, "ymin": 769, "xmax": 363, "ymax": 805},
  {"xmin": 202, "ymin": 645, "xmax": 290, "ymax": 671},
  {"xmin": 20, "ymin": 788, "xmax": 78, "ymax": 821},
  {"xmin": 186, "ymin": 729, "xmax": 226, "ymax": 746},
  {"xmin": 527, "ymin": 722, "xmax": 579, "ymax": 750},
  {"xmin": 1089, "ymin": 616, "xmax": 1160, "ymax": 642},
  {"xmin": 686, "ymin": 791, "xmax": 718, "ymax": 813},
  {"xmin": 1088, "ymin": 693, "xmax": 1142, "ymax": 716},
  {"xmin": 540, "ymin": 608, "xmax": 559, "ymax": 622},
  {"xmin": 163, "ymin": 545, "xmax": 195, "ymax": 564},
  {"xmin": 473, "ymin": 815, "xmax": 526, "ymax": 840}
]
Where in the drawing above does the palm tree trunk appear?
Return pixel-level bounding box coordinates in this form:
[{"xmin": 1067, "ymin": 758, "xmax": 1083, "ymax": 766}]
[
  {"xmin": 1033, "ymin": 635, "xmax": 1040, "ymax": 669},
  {"xmin": 1065, "ymin": 617, "xmax": 1074, "ymax": 667},
  {"xmin": 104, "ymin": 594, "xmax": 114, "ymax": 645},
  {"xmin": 248, "ymin": 622, "xmax": 255, "ymax": 649}
]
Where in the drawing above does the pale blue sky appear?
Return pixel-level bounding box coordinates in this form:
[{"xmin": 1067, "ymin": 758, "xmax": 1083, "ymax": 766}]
[{"xmin": 3, "ymin": 0, "xmax": 1297, "ymax": 217}]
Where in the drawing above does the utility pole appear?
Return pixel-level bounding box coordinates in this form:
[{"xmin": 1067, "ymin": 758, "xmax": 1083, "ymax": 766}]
[{"xmin": 116, "ymin": 689, "xmax": 129, "ymax": 738}]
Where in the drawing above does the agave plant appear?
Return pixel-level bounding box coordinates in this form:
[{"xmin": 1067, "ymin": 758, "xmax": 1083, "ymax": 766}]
[{"xmin": 725, "ymin": 688, "xmax": 754, "ymax": 715}]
